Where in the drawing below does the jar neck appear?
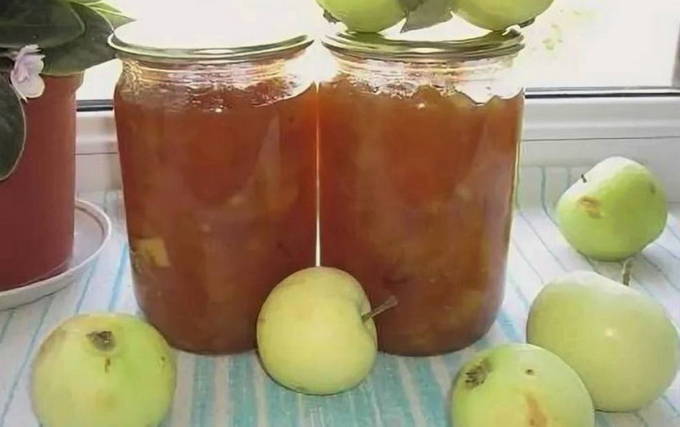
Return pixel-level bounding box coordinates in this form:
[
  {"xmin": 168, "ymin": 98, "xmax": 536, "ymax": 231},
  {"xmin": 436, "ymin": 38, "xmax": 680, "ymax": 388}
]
[
  {"xmin": 120, "ymin": 55, "xmax": 295, "ymax": 87},
  {"xmin": 333, "ymin": 50, "xmax": 515, "ymax": 80},
  {"xmin": 328, "ymin": 51, "xmax": 521, "ymax": 103}
]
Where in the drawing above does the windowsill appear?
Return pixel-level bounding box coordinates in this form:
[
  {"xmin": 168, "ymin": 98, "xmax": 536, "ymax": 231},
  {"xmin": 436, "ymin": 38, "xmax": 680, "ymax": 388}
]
[{"xmin": 74, "ymin": 94, "xmax": 680, "ymax": 201}]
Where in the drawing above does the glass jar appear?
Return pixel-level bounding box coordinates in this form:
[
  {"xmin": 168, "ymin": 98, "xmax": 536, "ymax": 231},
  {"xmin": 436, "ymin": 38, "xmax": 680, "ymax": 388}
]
[
  {"xmin": 110, "ymin": 24, "xmax": 316, "ymax": 354},
  {"xmin": 319, "ymin": 30, "xmax": 524, "ymax": 356}
]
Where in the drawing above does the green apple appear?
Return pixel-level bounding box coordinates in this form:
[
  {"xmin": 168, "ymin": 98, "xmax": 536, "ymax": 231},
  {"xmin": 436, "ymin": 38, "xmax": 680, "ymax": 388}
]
[
  {"xmin": 453, "ymin": 0, "xmax": 554, "ymax": 31},
  {"xmin": 31, "ymin": 313, "xmax": 176, "ymax": 427},
  {"xmin": 527, "ymin": 270, "xmax": 680, "ymax": 411},
  {"xmin": 317, "ymin": 0, "xmax": 405, "ymax": 33},
  {"xmin": 556, "ymin": 157, "xmax": 667, "ymax": 261},
  {"xmin": 451, "ymin": 343, "xmax": 594, "ymax": 427},
  {"xmin": 257, "ymin": 266, "xmax": 385, "ymax": 395}
]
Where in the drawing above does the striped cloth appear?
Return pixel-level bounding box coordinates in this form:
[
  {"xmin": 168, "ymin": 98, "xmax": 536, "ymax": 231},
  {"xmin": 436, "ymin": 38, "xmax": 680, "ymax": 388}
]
[{"xmin": 1, "ymin": 166, "xmax": 678, "ymax": 427}]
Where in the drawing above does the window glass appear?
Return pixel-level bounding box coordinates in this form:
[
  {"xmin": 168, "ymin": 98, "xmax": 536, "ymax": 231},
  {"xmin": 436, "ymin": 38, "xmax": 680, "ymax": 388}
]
[{"xmin": 77, "ymin": 0, "xmax": 680, "ymax": 100}]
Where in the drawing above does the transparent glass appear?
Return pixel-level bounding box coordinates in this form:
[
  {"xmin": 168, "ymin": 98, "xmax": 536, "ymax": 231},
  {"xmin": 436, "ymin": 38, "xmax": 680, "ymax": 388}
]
[
  {"xmin": 319, "ymin": 51, "xmax": 524, "ymax": 356},
  {"xmin": 114, "ymin": 53, "xmax": 316, "ymax": 354}
]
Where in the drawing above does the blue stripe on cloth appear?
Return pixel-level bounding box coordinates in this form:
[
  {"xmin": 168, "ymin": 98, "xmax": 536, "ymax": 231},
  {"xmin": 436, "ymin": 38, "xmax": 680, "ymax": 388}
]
[
  {"xmin": 661, "ymin": 395, "xmax": 680, "ymax": 417},
  {"xmin": 229, "ymin": 353, "xmax": 258, "ymax": 427},
  {"xmin": 74, "ymin": 259, "xmax": 101, "ymax": 313},
  {"xmin": 507, "ymin": 271, "xmax": 530, "ymax": 310},
  {"xmin": 340, "ymin": 373, "xmax": 382, "ymax": 426},
  {"xmin": 595, "ymin": 412, "xmax": 612, "ymax": 427},
  {"xmin": 191, "ymin": 356, "xmax": 216, "ymax": 427},
  {"xmin": 0, "ymin": 296, "xmax": 54, "ymax": 427},
  {"xmin": 263, "ymin": 372, "xmax": 299, "ymax": 427},
  {"xmin": 107, "ymin": 244, "xmax": 129, "ymax": 311},
  {"xmin": 401, "ymin": 357, "xmax": 447, "ymax": 427},
  {"xmin": 634, "ymin": 412, "xmax": 650, "ymax": 427},
  {"xmin": 368, "ymin": 354, "xmax": 416, "ymax": 426},
  {"xmin": 0, "ymin": 311, "xmax": 15, "ymax": 346},
  {"xmin": 511, "ymin": 237, "xmax": 545, "ymax": 282},
  {"xmin": 653, "ymin": 242, "xmax": 680, "ymax": 261},
  {"xmin": 302, "ymin": 392, "xmax": 356, "ymax": 427},
  {"xmin": 496, "ymin": 309, "xmax": 521, "ymax": 342},
  {"xmin": 639, "ymin": 255, "xmax": 680, "ymax": 292}
]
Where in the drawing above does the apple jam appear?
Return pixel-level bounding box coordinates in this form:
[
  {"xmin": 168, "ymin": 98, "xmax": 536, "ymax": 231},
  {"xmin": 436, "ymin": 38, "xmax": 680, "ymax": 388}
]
[
  {"xmin": 111, "ymin": 34, "xmax": 316, "ymax": 354},
  {"xmin": 319, "ymin": 31, "xmax": 525, "ymax": 356}
]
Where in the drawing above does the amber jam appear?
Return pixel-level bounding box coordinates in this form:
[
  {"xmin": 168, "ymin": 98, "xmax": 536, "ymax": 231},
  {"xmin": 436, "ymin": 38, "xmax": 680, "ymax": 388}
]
[
  {"xmin": 113, "ymin": 50, "xmax": 316, "ymax": 353},
  {"xmin": 319, "ymin": 33, "xmax": 524, "ymax": 356}
]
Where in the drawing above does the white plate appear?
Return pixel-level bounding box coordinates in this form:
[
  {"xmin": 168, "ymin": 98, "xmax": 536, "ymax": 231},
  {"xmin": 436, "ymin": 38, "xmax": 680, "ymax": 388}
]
[{"xmin": 0, "ymin": 199, "xmax": 112, "ymax": 311}]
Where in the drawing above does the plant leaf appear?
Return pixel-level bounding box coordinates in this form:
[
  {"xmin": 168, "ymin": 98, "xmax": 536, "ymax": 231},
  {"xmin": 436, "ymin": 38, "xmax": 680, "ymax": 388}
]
[
  {"xmin": 0, "ymin": 0, "xmax": 84, "ymax": 49},
  {"xmin": 68, "ymin": 0, "xmax": 133, "ymax": 28},
  {"xmin": 66, "ymin": 0, "xmax": 108, "ymax": 5},
  {"xmin": 0, "ymin": 76, "xmax": 26, "ymax": 181},
  {"xmin": 0, "ymin": 57, "xmax": 12, "ymax": 72},
  {"xmin": 42, "ymin": 3, "xmax": 115, "ymax": 76},
  {"xmin": 68, "ymin": 0, "xmax": 122, "ymax": 13},
  {"xmin": 88, "ymin": 8, "xmax": 133, "ymax": 29},
  {"xmin": 401, "ymin": 0, "xmax": 454, "ymax": 32}
]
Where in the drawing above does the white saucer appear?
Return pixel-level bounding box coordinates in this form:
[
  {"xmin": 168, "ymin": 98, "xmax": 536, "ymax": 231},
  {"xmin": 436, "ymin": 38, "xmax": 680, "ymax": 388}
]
[{"xmin": 0, "ymin": 199, "xmax": 112, "ymax": 311}]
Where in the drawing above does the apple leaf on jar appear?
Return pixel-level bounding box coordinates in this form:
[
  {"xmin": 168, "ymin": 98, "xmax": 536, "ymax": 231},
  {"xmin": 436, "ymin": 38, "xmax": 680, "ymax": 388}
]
[
  {"xmin": 0, "ymin": 0, "xmax": 85, "ymax": 49},
  {"xmin": 0, "ymin": 76, "xmax": 26, "ymax": 181},
  {"xmin": 42, "ymin": 3, "xmax": 115, "ymax": 75},
  {"xmin": 400, "ymin": 0, "xmax": 454, "ymax": 32}
]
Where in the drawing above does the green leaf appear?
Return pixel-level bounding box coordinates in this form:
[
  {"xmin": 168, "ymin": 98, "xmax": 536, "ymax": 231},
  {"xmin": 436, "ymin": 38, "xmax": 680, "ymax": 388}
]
[
  {"xmin": 66, "ymin": 0, "xmax": 107, "ymax": 5},
  {"xmin": 89, "ymin": 8, "xmax": 133, "ymax": 29},
  {"xmin": 401, "ymin": 0, "xmax": 454, "ymax": 32},
  {"xmin": 0, "ymin": 0, "xmax": 84, "ymax": 49},
  {"xmin": 68, "ymin": 0, "xmax": 122, "ymax": 13},
  {"xmin": 0, "ymin": 57, "xmax": 12, "ymax": 72},
  {"xmin": 42, "ymin": 3, "xmax": 115, "ymax": 75},
  {"xmin": 68, "ymin": 0, "xmax": 133, "ymax": 28},
  {"xmin": 0, "ymin": 76, "xmax": 26, "ymax": 181}
]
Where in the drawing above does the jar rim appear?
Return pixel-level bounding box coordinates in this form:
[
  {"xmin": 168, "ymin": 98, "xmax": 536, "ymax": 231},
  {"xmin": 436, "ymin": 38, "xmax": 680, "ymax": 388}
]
[
  {"xmin": 322, "ymin": 29, "xmax": 524, "ymax": 62},
  {"xmin": 108, "ymin": 21, "xmax": 313, "ymax": 62}
]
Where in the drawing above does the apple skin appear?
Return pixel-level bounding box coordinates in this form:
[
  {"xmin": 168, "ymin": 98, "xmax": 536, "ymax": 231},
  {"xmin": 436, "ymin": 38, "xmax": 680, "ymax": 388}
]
[
  {"xmin": 317, "ymin": 0, "xmax": 405, "ymax": 33},
  {"xmin": 451, "ymin": 343, "xmax": 594, "ymax": 427},
  {"xmin": 527, "ymin": 271, "xmax": 680, "ymax": 412},
  {"xmin": 556, "ymin": 157, "xmax": 667, "ymax": 261},
  {"xmin": 31, "ymin": 313, "xmax": 176, "ymax": 427},
  {"xmin": 256, "ymin": 267, "xmax": 377, "ymax": 395},
  {"xmin": 453, "ymin": 0, "xmax": 554, "ymax": 31}
]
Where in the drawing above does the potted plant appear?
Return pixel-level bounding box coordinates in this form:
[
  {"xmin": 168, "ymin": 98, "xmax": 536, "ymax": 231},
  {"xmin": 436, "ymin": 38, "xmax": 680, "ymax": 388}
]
[{"xmin": 0, "ymin": 0, "xmax": 129, "ymax": 290}]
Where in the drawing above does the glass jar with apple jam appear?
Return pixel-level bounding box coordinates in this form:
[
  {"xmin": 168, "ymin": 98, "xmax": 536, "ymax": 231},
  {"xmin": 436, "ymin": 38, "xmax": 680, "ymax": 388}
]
[
  {"xmin": 319, "ymin": 29, "xmax": 524, "ymax": 356},
  {"xmin": 109, "ymin": 22, "xmax": 316, "ymax": 354}
]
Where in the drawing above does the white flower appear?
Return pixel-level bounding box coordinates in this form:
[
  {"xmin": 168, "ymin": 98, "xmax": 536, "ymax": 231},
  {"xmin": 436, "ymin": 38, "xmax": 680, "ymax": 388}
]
[{"xmin": 9, "ymin": 45, "xmax": 45, "ymax": 100}]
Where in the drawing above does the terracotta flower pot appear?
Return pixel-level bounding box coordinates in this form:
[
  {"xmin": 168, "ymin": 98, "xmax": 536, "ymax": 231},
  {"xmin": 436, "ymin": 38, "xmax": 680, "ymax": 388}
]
[{"xmin": 0, "ymin": 75, "xmax": 82, "ymax": 291}]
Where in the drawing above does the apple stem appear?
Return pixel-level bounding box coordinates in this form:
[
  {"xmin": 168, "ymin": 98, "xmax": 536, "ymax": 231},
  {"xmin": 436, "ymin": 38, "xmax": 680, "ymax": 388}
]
[
  {"xmin": 362, "ymin": 296, "xmax": 398, "ymax": 322},
  {"xmin": 581, "ymin": 174, "xmax": 587, "ymax": 183},
  {"xmin": 87, "ymin": 330, "xmax": 115, "ymax": 351},
  {"xmin": 622, "ymin": 259, "xmax": 633, "ymax": 286}
]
